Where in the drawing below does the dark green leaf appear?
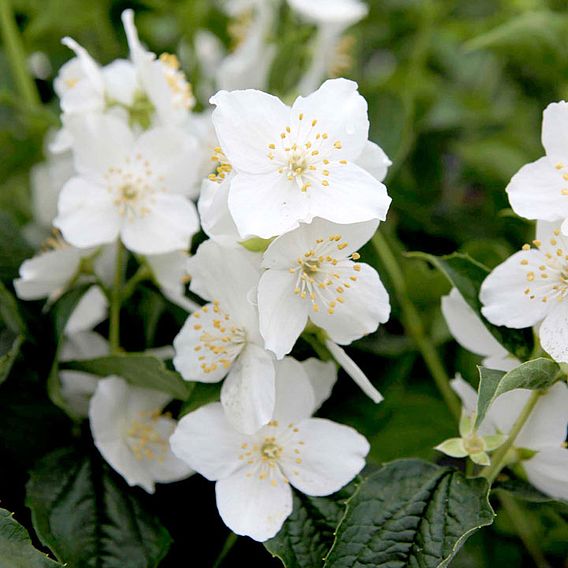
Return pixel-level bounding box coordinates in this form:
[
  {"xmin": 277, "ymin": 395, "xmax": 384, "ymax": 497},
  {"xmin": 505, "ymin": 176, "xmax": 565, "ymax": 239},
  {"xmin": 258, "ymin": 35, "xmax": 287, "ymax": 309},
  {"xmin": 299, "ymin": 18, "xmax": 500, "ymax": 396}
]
[
  {"xmin": 410, "ymin": 252, "xmax": 533, "ymax": 359},
  {"xmin": 0, "ymin": 280, "xmax": 26, "ymax": 334},
  {"xmin": 26, "ymin": 446, "xmax": 172, "ymax": 568},
  {"xmin": 476, "ymin": 358, "xmax": 561, "ymax": 427},
  {"xmin": 62, "ymin": 354, "xmax": 191, "ymax": 400},
  {"xmin": 0, "ymin": 212, "xmax": 34, "ymax": 281},
  {"xmin": 265, "ymin": 481, "xmax": 358, "ymax": 567},
  {"xmin": 494, "ymin": 477, "xmax": 558, "ymax": 504},
  {"xmin": 0, "ymin": 328, "xmax": 23, "ymax": 385},
  {"xmin": 180, "ymin": 381, "xmax": 222, "ymax": 416},
  {"xmin": 324, "ymin": 459, "xmax": 494, "ymax": 568},
  {"xmin": 0, "ymin": 508, "xmax": 61, "ymax": 567}
]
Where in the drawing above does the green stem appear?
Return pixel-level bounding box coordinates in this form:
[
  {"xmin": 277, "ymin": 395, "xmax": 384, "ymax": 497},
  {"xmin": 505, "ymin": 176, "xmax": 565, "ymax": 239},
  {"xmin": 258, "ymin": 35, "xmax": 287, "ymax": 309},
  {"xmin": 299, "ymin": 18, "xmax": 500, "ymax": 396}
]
[
  {"xmin": 212, "ymin": 532, "xmax": 238, "ymax": 568},
  {"xmin": 481, "ymin": 390, "xmax": 542, "ymax": 484},
  {"xmin": 498, "ymin": 493, "xmax": 551, "ymax": 568},
  {"xmin": 121, "ymin": 263, "xmax": 151, "ymax": 302},
  {"xmin": 372, "ymin": 231, "xmax": 461, "ymax": 420},
  {"xmin": 109, "ymin": 240, "xmax": 125, "ymax": 354},
  {"xmin": 0, "ymin": 0, "xmax": 40, "ymax": 107}
]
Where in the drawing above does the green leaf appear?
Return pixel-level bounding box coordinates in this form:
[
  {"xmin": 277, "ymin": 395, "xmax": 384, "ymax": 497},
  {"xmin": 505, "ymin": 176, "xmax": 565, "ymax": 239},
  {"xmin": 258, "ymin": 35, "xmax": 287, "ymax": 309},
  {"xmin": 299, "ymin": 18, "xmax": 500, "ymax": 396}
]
[
  {"xmin": 476, "ymin": 358, "xmax": 561, "ymax": 427},
  {"xmin": 410, "ymin": 252, "xmax": 533, "ymax": 359},
  {"xmin": 324, "ymin": 459, "xmax": 494, "ymax": 568},
  {"xmin": 62, "ymin": 354, "xmax": 191, "ymax": 400},
  {"xmin": 0, "ymin": 212, "xmax": 34, "ymax": 281},
  {"xmin": 0, "ymin": 508, "xmax": 61, "ymax": 567},
  {"xmin": 0, "ymin": 328, "xmax": 23, "ymax": 385},
  {"xmin": 494, "ymin": 477, "xmax": 559, "ymax": 504},
  {"xmin": 180, "ymin": 381, "xmax": 222, "ymax": 416},
  {"xmin": 26, "ymin": 446, "xmax": 172, "ymax": 568},
  {"xmin": 265, "ymin": 481, "xmax": 358, "ymax": 567},
  {"xmin": 0, "ymin": 280, "xmax": 26, "ymax": 334}
]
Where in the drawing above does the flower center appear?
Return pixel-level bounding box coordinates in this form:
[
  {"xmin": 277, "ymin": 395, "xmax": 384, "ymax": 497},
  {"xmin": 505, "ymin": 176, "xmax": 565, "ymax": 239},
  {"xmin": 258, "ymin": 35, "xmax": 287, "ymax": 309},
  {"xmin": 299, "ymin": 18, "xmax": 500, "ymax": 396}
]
[
  {"xmin": 192, "ymin": 301, "xmax": 247, "ymax": 374},
  {"xmin": 261, "ymin": 438, "xmax": 283, "ymax": 461},
  {"xmin": 520, "ymin": 229, "xmax": 568, "ymax": 303},
  {"xmin": 290, "ymin": 234, "xmax": 362, "ymax": 314},
  {"xmin": 127, "ymin": 409, "xmax": 169, "ymax": 462},
  {"xmin": 208, "ymin": 146, "xmax": 233, "ymax": 183},
  {"xmin": 463, "ymin": 433, "xmax": 485, "ymax": 455},
  {"xmin": 105, "ymin": 153, "xmax": 164, "ymax": 220},
  {"xmin": 269, "ymin": 113, "xmax": 347, "ymax": 192}
]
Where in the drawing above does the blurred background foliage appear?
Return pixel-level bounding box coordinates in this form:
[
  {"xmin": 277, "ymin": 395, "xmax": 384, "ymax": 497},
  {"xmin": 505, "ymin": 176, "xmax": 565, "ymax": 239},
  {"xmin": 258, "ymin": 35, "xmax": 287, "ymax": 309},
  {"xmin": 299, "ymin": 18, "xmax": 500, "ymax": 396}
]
[{"xmin": 1, "ymin": 0, "xmax": 568, "ymax": 566}]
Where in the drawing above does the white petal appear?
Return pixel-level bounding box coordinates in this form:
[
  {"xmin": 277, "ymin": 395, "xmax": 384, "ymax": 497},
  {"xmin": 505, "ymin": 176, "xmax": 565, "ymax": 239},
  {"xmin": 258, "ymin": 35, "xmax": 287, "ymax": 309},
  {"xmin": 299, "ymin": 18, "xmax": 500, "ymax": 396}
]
[
  {"xmin": 55, "ymin": 177, "xmax": 121, "ymax": 249},
  {"xmin": 14, "ymin": 247, "xmax": 82, "ymax": 300},
  {"xmin": 288, "ymin": 0, "xmax": 368, "ymax": 25},
  {"xmin": 198, "ymin": 177, "xmax": 241, "ymax": 246},
  {"xmin": 120, "ymin": 194, "xmax": 199, "ymax": 255},
  {"xmin": 306, "ymin": 162, "xmax": 391, "ymax": 225},
  {"xmin": 210, "ymin": 89, "xmax": 290, "ymax": 174},
  {"xmin": 354, "ymin": 140, "xmax": 391, "ymax": 182},
  {"xmin": 133, "ymin": 127, "xmax": 200, "ymax": 195},
  {"xmin": 145, "ymin": 250, "xmax": 189, "ymax": 301},
  {"xmin": 65, "ymin": 286, "xmax": 108, "ymax": 334},
  {"xmin": 273, "ymin": 357, "xmax": 317, "ymax": 423},
  {"xmin": 101, "ymin": 59, "xmax": 138, "ymax": 106},
  {"xmin": 221, "ymin": 344, "xmax": 276, "ymax": 434},
  {"xmin": 280, "ymin": 417, "xmax": 369, "ymax": 496},
  {"xmin": 480, "ymin": 250, "xmax": 551, "ymax": 328},
  {"xmin": 441, "ymin": 288, "xmax": 508, "ymax": 360},
  {"xmin": 292, "ymin": 79, "xmax": 369, "ymax": 161},
  {"xmin": 541, "ymin": 101, "xmax": 568, "ymax": 163},
  {"xmin": 173, "ymin": 304, "xmax": 243, "ymax": 383},
  {"xmin": 311, "ymin": 263, "xmax": 390, "ymax": 344},
  {"xmin": 515, "ymin": 382, "xmax": 568, "ymax": 449},
  {"xmin": 523, "ymin": 448, "xmax": 568, "ymax": 501},
  {"xmin": 539, "ymin": 301, "xmax": 568, "ymax": 364},
  {"xmin": 325, "ymin": 340, "xmax": 383, "ymax": 403},
  {"xmin": 170, "ymin": 402, "xmax": 247, "ymax": 480},
  {"xmin": 300, "ymin": 358, "xmax": 337, "ymax": 412},
  {"xmin": 64, "ymin": 114, "xmax": 135, "ymax": 181},
  {"xmin": 228, "ymin": 171, "xmax": 310, "ymax": 239},
  {"xmin": 481, "ymin": 353, "xmax": 519, "ymax": 373},
  {"xmin": 216, "ymin": 467, "xmax": 292, "ymax": 542},
  {"xmin": 258, "ymin": 270, "xmax": 309, "ymax": 359},
  {"xmin": 450, "ymin": 375, "xmax": 478, "ymax": 416},
  {"xmin": 506, "ymin": 157, "xmax": 568, "ymax": 223}
]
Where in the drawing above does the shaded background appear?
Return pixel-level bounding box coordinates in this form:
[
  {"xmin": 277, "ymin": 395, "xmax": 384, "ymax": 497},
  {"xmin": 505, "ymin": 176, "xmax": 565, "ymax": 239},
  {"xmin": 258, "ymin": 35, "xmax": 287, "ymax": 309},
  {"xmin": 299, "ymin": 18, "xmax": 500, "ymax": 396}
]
[{"xmin": 1, "ymin": 0, "xmax": 567, "ymax": 565}]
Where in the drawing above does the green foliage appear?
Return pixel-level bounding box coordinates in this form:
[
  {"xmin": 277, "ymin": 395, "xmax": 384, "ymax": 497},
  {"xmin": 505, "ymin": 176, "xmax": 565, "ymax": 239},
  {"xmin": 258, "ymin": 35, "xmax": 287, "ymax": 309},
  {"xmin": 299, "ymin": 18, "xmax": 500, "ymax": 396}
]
[
  {"xmin": 180, "ymin": 381, "xmax": 222, "ymax": 416},
  {"xmin": 62, "ymin": 354, "xmax": 191, "ymax": 400},
  {"xmin": 0, "ymin": 508, "xmax": 61, "ymax": 567},
  {"xmin": 324, "ymin": 459, "xmax": 494, "ymax": 568},
  {"xmin": 26, "ymin": 446, "xmax": 172, "ymax": 568},
  {"xmin": 476, "ymin": 358, "xmax": 562, "ymax": 426},
  {"xmin": 265, "ymin": 481, "xmax": 358, "ymax": 568}
]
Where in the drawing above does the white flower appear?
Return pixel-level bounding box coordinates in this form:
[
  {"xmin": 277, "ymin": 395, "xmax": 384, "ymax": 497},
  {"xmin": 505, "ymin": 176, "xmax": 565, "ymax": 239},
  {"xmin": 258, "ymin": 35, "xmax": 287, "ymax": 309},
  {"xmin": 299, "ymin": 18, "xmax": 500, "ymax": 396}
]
[
  {"xmin": 54, "ymin": 114, "xmax": 200, "ymax": 255},
  {"xmin": 210, "ymin": 78, "xmax": 391, "ymax": 238},
  {"xmin": 122, "ymin": 10, "xmax": 195, "ymax": 128},
  {"xmin": 507, "ymin": 101, "xmax": 568, "ymax": 235},
  {"xmin": 287, "ymin": 0, "xmax": 368, "ymax": 95},
  {"xmin": 64, "ymin": 286, "xmax": 108, "ymax": 334},
  {"xmin": 451, "ymin": 376, "xmax": 568, "ymax": 501},
  {"xmin": 441, "ymin": 288, "xmax": 518, "ymax": 372},
  {"xmin": 481, "ymin": 220, "xmax": 568, "ymax": 364},
  {"xmin": 258, "ymin": 218, "xmax": 390, "ymax": 356},
  {"xmin": 173, "ymin": 240, "xmax": 276, "ymax": 434},
  {"xmin": 89, "ymin": 375, "xmax": 193, "ymax": 493},
  {"xmin": 170, "ymin": 356, "xmax": 368, "ymax": 541},
  {"xmin": 59, "ymin": 331, "xmax": 109, "ymax": 417}
]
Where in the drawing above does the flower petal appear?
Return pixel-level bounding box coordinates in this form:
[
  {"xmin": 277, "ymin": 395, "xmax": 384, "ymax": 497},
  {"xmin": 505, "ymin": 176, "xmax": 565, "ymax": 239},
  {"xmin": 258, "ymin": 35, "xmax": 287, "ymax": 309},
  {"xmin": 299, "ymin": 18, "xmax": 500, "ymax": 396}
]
[
  {"xmin": 215, "ymin": 467, "xmax": 292, "ymax": 542},
  {"xmin": 65, "ymin": 285, "xmax": 108, "ymax": 334},
  {"xmin": 280, "ymin": 417, "xmax": 369, "ymax": 496},
  {"xmin": 480, "ymin": 250, "xmax": 550, "ymax": 328},
  {"xmin": 541, "ymin": 101, "xmax": 568, "ymax": 163},
  {"xmin": 273, "ymin": 357, "xmax": 317, "ymax": 423},
  {"xmin": 258, "ymin": 270, "xmax": 309, "ymax": 359},
  {"xmin": 300, "ymin": 358, "xmax": 337, "ymax": 412},
  {"xmin": 311, "ymin": 263, "xmax": 390, "ymax": 344},
  {"xmin": 292, "ymin": 79, "xmax": 369, "ymax": 161},
  {"xmin": 506, "ymin": 157, "xmax": 568, "ymax": 223},
  {"xmin": 169, "ymin": 402, "xmax": 247, "ymax": 480},
  {"xmin": 55, "ymin": 177, "xmax": 121, "ymax": 248},
  {"xmin": 221, "ymin": 344, "xmax": 276, "ymax": 434},
  {"xmin": 325, "ymin": 340, "xmax": 382, "ymax": 403},
  {"xmin": 120, "ymin": 194, "xmax": 199, "ymax": 255},
  {"xmin": 539, "ymin": 301, "xmax": 568, "ymax": 364},
  {"xmin": 523, "ymin": 447, "xmax": 568, "ymax": 501},
  {"xmin": 354, "ymin": 140, "xmax": 391, "ymax": 182},
  {"xmin": 210, "ymin": 89, "xmax": 290, "ymax": 174}
]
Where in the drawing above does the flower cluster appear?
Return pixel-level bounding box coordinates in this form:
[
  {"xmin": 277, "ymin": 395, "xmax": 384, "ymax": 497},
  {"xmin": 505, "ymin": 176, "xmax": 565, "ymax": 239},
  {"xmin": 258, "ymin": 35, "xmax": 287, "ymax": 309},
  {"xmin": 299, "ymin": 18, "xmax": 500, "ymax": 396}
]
[
  {"xmin": 437, "ymin": 102, "xmax": 568, "ymax": 500},
  {"xmin": 15, "ymin": 4, "xmax": 391, "ymax": 542}
]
